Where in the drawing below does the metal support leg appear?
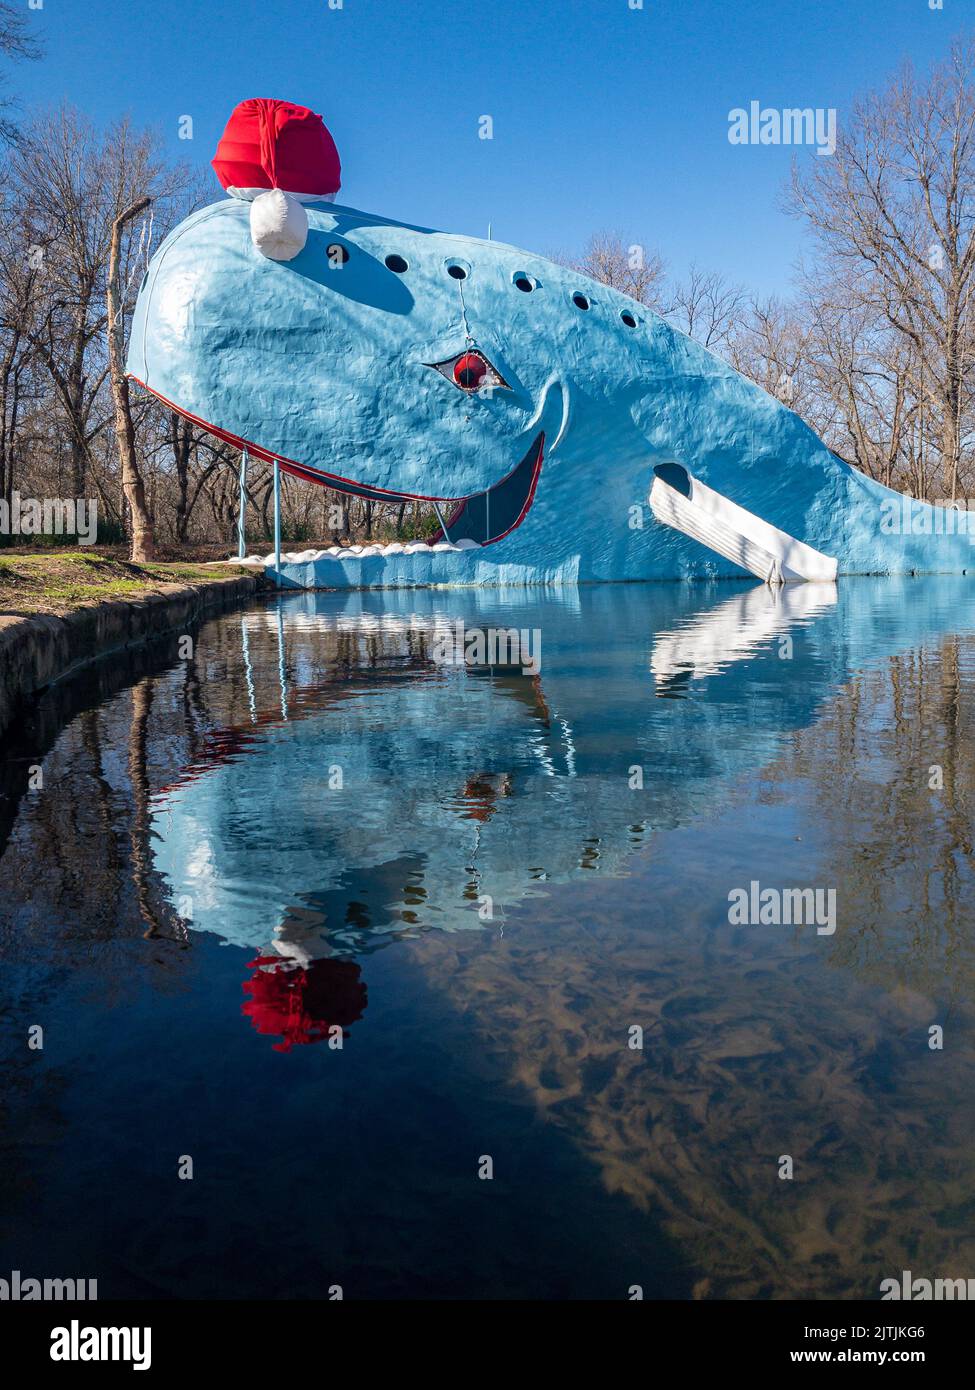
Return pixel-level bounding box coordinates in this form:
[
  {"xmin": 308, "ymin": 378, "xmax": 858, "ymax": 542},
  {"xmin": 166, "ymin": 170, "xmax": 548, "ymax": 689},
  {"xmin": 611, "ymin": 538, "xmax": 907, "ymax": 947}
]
[
  {"xmin": 273, "ymin": 459, "xmax": 282, "ymax": 583},
  {"xmin": 237, "ymin": 448, "xmax": 248, "ymax": 559},
  {"xmin": 432, "ymin": 500, "xmax": 452, "ymax": 546}
]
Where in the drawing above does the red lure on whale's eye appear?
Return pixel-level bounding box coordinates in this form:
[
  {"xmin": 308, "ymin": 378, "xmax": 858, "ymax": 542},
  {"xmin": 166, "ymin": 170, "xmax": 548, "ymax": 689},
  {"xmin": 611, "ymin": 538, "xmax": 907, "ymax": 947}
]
[
  {"xmin": 453, "ymin": 352, "xmax": 489, "ymax": 391},
  {"xmin": 426, "ymin": 349, "xmax": 510, "ymax": 392}
]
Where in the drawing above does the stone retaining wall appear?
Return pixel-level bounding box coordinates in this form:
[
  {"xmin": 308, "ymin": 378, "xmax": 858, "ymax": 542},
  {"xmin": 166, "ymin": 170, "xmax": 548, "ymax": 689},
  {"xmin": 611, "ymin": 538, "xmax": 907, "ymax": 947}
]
[{"xmin": 0, "ymin": 574, "xmax": 260, "ymax": 741}]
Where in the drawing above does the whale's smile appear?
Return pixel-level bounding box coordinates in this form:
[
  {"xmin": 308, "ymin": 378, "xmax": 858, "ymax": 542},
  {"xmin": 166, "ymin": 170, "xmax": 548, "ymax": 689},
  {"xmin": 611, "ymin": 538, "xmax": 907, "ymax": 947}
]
[
  {"xmin": 129, "ymin": 373, "xmax": 545, "ymax": 550},
  {"xmin": 281, "ymin": 428, "xmax": 546, "ymax": 548}
]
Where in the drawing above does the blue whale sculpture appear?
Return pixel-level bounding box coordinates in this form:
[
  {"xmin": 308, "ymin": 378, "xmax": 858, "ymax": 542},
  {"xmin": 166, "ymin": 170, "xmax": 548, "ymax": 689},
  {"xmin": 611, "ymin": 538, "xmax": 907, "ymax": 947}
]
[{"xmin": 128, "ymin": 196, "xmax": 974, "ymax": 586}]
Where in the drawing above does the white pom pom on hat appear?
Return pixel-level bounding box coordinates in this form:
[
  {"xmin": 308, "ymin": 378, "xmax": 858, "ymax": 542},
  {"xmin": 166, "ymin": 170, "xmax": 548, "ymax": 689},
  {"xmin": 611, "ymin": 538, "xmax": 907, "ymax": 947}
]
[
  {"xmin": 249, "ymin": 188, "xmax": 308, "ymax": 261},
  {"xmin": 212, "ymin": 99, "xmax": 341, "ymax": 262}
]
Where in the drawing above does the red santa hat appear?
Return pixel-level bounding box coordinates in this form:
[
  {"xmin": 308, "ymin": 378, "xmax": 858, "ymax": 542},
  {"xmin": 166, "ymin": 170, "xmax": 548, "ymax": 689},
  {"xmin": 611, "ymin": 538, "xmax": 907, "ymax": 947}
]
[
  {"xmin": 213, "ymin": 99, "xmax": 342, "ymax": 262},
  {"xmin": 212, "ymin": 97, "xmax": 341, "ymax": 199}
]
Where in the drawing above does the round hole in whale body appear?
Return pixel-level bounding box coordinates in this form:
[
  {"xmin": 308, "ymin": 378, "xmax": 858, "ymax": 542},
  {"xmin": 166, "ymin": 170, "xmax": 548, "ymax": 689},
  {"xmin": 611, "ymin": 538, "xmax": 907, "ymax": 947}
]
[
  {"xmin": 621, "ymin": 310, "xmax": 638, "ymax": 328},
  {"xmin": 385, "ymin": 253, "xmax": 409, "ymax": 273},
  {"xmin": 326, "ymin": 243, "xmax": 350, "ymax": 267},
  {"xmin": 447, "ymin": 263, "xmax": 468, "ymax": 280},
  {"xmin": 572, "ymin": 292, "xmax": 590, "ymax": 311},
  {"xmin": 513, "ymin": 272, "xmax": 536, "ymax": 292}
]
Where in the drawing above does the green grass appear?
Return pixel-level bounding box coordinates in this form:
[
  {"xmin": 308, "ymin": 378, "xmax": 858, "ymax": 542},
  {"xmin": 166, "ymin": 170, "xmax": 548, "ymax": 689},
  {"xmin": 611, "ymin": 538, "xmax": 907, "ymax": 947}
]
[{"xmin": 0, "ymin": 552, "xmax": 255, "ymax": 617}]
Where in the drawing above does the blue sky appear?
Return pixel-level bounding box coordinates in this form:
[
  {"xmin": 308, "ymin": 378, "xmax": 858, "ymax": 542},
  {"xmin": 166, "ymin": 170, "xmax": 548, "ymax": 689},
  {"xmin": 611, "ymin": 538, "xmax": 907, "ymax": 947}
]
[{"xmin": 9, "ymin": 0, "xmax": 969, "ymax": 295}]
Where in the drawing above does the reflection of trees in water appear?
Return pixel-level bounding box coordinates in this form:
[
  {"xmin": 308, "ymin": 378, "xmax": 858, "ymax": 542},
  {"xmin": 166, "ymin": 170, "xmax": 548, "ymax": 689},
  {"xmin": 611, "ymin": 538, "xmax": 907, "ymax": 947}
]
[
  {"xmin": 8, "ymin": 608, "xmax": 975, "ymax": 1295},
  {"xmin": 412, "ymin": 897, "xmax": 975, "ymax": 1299},
  {"xmin": 128, "ymin": 678, "xmax": 188, "ymax": 945},
  {"xmin": 404, "ymin": 639, "xmax": 975, "ymax": 1299},
  {"xmin": 0, "ymin": 652, "xmax": 199, "ymax": 1212},
  {"xmin": 774, "ymin": 636, "xmax": 975, "ymax": 997},
  {"xmin": 1, "ymin": 674, "xmax": 190, "ymax": 959}
]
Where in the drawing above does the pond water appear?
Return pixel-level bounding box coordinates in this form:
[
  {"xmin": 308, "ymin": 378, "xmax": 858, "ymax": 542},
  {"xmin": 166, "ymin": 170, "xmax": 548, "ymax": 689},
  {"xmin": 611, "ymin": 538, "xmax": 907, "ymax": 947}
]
[{"xmin": 1, "ymin": 577, "xmax": 974, "ymax": 1300}]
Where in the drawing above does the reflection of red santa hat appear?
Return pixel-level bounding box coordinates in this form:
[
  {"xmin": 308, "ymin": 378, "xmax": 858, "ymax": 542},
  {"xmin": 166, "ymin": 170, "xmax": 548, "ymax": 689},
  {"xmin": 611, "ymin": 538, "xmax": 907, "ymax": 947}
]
[
  {"xmin": 242, "ymin": 955, "xmax": 367, "ymax": 1053},
  {"xmin": 212, "ymin": 98, "xmax": 342, "ymax": 261}
]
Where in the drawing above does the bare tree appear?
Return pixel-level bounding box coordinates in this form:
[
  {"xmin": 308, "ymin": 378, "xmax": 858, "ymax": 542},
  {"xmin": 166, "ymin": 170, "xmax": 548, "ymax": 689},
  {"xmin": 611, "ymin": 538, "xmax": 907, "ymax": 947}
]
[
  {"xmin": 107, "ymin": 195, "xmax": 154, "ymax": 561},
  {"xmin": 0, "ymin": 1, "xmax": 41, "ymax": 144},
  {"xmin": 8, "ymin": 109, "xmax": 170, "ymax": 499},
  {"xmin": 670, "ymin": 265, "xmax": 746, "ymax": 353},
  {"xmin": 1, "ymin": 107, "xmax": 196, "ymax": 547},
  {"xmin": 728, "ymin": 294, "xmax": 811, "ymax": 414},
  {"xmin": 561, "ymin": 231, "xmax": 668, "ymax": 311},
  {"xmin": 790, "ymin": 35, "xmax": 975, "ymax": 498},
  {"xmin": 0, "ymin": 190, "xmax": 42, "ymax": 508},
  {"xmin": 795, "ymin": 262, "xmax": 923, "ymax": 487}
]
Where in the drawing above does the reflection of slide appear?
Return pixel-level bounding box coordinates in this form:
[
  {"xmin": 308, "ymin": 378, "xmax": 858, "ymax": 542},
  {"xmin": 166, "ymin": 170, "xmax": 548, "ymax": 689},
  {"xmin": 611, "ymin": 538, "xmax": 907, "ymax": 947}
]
[
  {"xmin": 649, "ymin": 463, "xmax": 838, "ymax": 583},
  {"xmin": 652, "ymin": 581, "xmax": 838, "ymax": 688}
]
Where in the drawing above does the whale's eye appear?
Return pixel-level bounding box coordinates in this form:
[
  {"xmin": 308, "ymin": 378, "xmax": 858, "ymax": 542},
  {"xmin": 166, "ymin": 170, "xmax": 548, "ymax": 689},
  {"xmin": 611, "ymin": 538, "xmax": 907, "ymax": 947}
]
[
  {"xmin": 427, "ymin": 349, "xmax": 510, "ymax": 392},
  {"xmin": 572, "ymin": 292, "xmax": 590, "ymax": 311},
  {"xmin": 513, "ymin": 273, "xmax": 536, "ymax": 293},
  {"xmin": 447, "ymin": 263, "xmax": 468, "ymax": 280},
  {"xmin": 454, "ymin": 352, "xmax": 488, "ymax": 390},
  {"xmin": 385, "ymin": 253, "xmax": 409, "ymax": 273},
  {"xmin": 621, "ymin": 311, "xmax": 637, "ymax": 327}
]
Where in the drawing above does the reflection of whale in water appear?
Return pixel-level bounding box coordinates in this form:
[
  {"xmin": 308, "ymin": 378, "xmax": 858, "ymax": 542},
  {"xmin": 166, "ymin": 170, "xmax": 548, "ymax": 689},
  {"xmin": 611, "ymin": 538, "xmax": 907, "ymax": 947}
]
[{"xmin": 148, "ymin": 578, "xmax": 975, "ymax": 964}]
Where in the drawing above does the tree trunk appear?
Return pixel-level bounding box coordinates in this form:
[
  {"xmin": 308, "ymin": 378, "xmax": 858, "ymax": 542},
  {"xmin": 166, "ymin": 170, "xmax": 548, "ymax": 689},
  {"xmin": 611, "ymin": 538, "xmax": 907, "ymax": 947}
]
[
  {"xmin": 107, "ymin": 196, "xmax": 155, "ymax": 562},
  {"xmin": 67, "ymin": 316, "xmax": 88, "ymax": 499},
  {"xmin": 0, "ymin": 329, "xmax": 21, "ymax": 504},
  {"xmin": 171, "ymin": 411, "xmax": 193, "ymax": 542},
  {"xmin": 941, "ymin": 364, "xmax": 962, "ymax": 502}
]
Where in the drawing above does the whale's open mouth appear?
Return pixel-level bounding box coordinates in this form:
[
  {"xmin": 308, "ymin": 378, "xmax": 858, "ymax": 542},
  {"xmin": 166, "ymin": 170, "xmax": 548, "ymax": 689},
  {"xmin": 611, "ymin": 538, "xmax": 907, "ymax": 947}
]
[
  {"xmin": 128, "ymin": 376, "xmax": 544, "ymax": 551},
  {"xmin": 284, "ymin": 430, "xmax": 544, "ymax": 547}
]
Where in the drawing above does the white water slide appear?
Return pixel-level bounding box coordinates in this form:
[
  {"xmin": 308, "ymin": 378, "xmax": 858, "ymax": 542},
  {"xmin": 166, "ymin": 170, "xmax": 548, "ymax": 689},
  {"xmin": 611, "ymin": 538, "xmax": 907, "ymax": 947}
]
[{"xmin": 649, "ymin": 463, "xmax": 838, "ymax": 584}]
